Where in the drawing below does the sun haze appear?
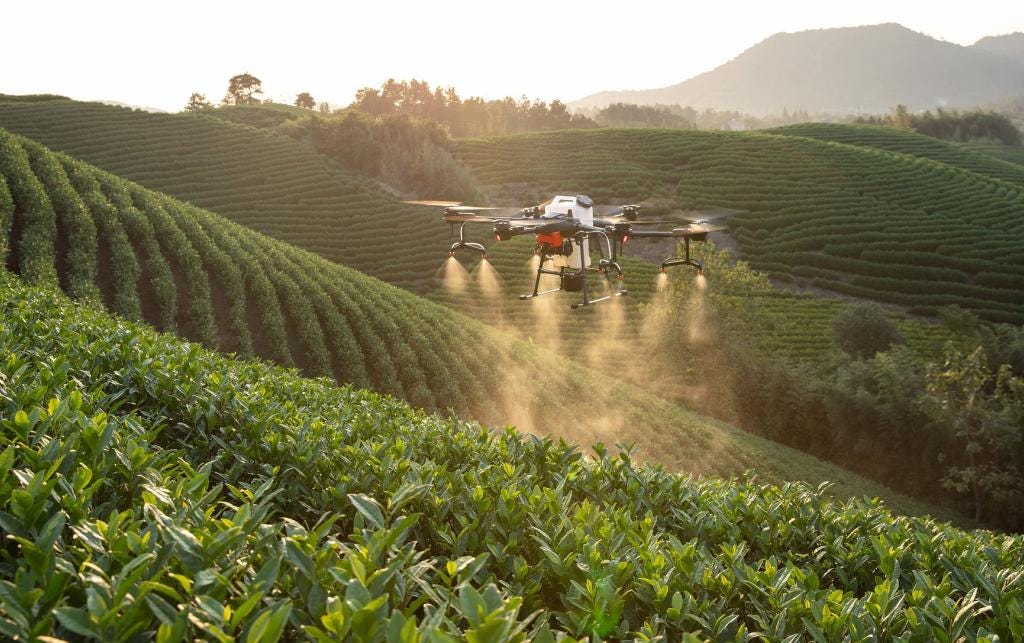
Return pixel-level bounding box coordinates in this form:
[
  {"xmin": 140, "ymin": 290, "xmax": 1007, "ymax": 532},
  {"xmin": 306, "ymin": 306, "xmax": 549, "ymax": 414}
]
[{"xmin": 4, "ymin": 0, "xmax": 1022, "ymax": 111}]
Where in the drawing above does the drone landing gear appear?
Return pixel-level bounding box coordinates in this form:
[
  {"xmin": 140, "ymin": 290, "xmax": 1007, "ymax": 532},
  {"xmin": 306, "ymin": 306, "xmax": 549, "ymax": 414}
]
[
  {"xmin": 660, "ymin": 237, "xmax": 704, "ymax": 274},
  {"xmin": 448, "ymin": 222, "xmax": 487, "ymax": 258},
  {"xmin": 520, "ymin": 239, "xmax": 627, "ymax": 309}
]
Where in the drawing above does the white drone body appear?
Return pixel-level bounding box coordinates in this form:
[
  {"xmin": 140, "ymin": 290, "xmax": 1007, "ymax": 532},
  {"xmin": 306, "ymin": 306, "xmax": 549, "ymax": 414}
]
[{"xmin": 543, "ymin": 195, "xmax": 593, "ymax": 267}]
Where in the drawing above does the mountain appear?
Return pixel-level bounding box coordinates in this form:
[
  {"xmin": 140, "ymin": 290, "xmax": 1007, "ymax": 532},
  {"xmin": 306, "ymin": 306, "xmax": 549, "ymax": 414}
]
[
  {"xmin": 973, "ymin": 32, "xmax": 1024, "ymax": 60},
  {"xmin": 571, "ymin": 23, "xmax": 1024, "ymax": 115}
]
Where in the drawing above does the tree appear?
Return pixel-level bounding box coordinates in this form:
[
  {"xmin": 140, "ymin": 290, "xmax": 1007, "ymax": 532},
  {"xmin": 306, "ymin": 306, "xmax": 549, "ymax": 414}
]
[
  {"xmin": 184, "ymin": 92, "xmax": 211, "ymax": 114},
  {"xmin": 223, "ymin": 73, "xmax": 263, "ymax": 105},
  {"xmin": 317, "ymin": 101, "xmax": 331, "ymax": 114},
  {"xmin": 295, "ymin": 92, "xmax": 316, "ymax": 109},
  {"xmin": 891, "ymin": 104, "xmax": 913, "ymax": 129},
  {"xmin": 833, "ymin": 303, "xmax": 904, "ymax": 359},
  {"xmin": 925, "ymin": 347, "xmax": 1024, "ymax": 524}
]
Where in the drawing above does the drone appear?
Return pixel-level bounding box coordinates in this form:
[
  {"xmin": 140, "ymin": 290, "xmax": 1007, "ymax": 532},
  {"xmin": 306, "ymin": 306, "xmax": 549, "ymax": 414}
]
[{"xmin": 407, "ymin": 195, "xmax": 723, "ymax": 309}]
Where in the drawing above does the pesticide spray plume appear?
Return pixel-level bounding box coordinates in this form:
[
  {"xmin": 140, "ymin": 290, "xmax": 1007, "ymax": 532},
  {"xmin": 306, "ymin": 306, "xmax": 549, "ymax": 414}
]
[
  {"xmin": 655, "ymin": 270, "xmax": 670, "ymax": 293},
  {"xmin": 472, "ymin": 257, "xmax": 503, "ymax": 300},
  {"xmin": 436, "ymin": 256, "xmax": 470, "ymax": 295}
]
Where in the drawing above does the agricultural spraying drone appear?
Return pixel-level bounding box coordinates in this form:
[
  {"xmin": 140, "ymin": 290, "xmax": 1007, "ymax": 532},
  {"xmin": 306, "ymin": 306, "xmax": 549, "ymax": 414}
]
[{"xmin": 408, "ymin": 194, "xmax": 723, "ymax": 309}]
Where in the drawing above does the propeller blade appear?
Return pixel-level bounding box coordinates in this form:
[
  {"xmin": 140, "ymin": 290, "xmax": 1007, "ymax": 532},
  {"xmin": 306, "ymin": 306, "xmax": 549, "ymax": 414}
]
[
  {"xmin": 403, "ymin": 200, "xmax": 463, "ymax": 207},
  {"xmin": 444, "ymin": 214, "xmax": 507, "ymax": 223},
  {"xmin": 672, "ymin": 223, "xmax": 725, "ymax": 235},
  {"xmin": 444, "ymin": 205, "xmax": 504, "ymax": 212}
]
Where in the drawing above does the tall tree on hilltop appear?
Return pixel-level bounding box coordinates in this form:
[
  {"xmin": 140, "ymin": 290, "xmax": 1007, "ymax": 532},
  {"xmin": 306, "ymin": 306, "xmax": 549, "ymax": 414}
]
[
  {"xmin": 295, "ymin": 92, "xmax": 316, "ymax": 109},
  {"xmin": 184, "ymin": 92, "xmax": 211, "ymax": 114},
  {"xmin": 223, "ymin": 73, "xmax": 263, "ymax": 105}
]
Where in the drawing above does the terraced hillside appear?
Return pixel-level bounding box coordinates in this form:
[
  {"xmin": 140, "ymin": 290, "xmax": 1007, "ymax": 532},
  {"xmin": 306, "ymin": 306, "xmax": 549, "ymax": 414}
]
[
  {"xmin": 0, "ymin": 96, "xmax": 446, "ymax": 291},
  {"xmin": 771, "ymin": 122, "xmax": 1024, "ymax": 185},
  {"xmin": 430, "ymin": 235, "xmax": 951, "ymax": 365},
  {"xmin": 964, "ymin": 141, "xmax": 1024, "ymax": 167},
  {"xmin": 2, "ymin": 274, "xmax": 1017, "ymax": 640},
  {"xmin": 2, "ymin": 128, "xmax": 935, "ymax": 503},
  {"xmin": 458, "ymin": 128, "xmax": 1024, "ymax": 324},
  {"xmin": 0, "ymin": 97, "xmax": 963, "ymax": 362}
]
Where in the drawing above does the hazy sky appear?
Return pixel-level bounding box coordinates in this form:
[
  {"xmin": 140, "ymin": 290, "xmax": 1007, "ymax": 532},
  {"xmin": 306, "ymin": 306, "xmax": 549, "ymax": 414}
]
[{"xmin": 4, "ymin": 0, "xmax": 1023, "ymax": 112}]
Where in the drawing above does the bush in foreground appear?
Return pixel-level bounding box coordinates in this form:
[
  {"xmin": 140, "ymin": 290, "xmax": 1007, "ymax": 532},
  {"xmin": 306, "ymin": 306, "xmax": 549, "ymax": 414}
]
[{"xmin": 0, "ymin": 274, "xmax": 1022, "ymax": 640}]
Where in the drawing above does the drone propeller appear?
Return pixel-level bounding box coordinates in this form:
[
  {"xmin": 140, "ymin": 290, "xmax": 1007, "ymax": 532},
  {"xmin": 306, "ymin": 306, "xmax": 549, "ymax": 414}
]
[
  {"xmin": 402, "ymin": 199, "xmax": 464, "ymax": 207},
  {"xmin": 444, "ymin": 205, "xmax": 504, "ymax": 212},
  {"xmin": 672, "ymin": 222, "xmax": 725, "ymax": 235}
]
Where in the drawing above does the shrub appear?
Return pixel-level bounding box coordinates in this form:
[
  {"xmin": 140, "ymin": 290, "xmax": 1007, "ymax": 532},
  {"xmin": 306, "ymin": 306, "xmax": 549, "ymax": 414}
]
[{"xmin": 833, "ymin": 303, "xmax": 906, "ymax": 359}]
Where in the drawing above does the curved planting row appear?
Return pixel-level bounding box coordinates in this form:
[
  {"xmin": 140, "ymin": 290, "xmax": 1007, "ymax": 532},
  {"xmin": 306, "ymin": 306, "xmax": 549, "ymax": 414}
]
[
  {"xmin": 457, "ymin": 128, "xmax": 1024, "ymax": 323},
  {"xmin": 771, "ymin": 122, "xmax": 1024, "ymax": 186},
  {"xmin": 0, "ymin": 129, "xmax": 945, "ymax": 509},
  {"xmin": 0, "ymin": 127, "xmax": 502, "ymax": 418},
  {"xmin": 0, "ymin": 97, "xmax": 448, "ymax": 292}
]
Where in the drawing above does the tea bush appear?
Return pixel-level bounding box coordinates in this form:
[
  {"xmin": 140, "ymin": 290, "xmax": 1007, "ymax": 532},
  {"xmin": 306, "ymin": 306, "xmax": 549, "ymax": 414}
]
[{"xmin": 0, "ymin": 274, "xmax": 1021, "ymax": 640}]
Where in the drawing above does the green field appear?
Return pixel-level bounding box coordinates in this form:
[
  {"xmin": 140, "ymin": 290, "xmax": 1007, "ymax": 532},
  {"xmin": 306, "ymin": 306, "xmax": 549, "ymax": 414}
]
[
  {"xmin": 771, "ymin": 122, "xmax": 1024, "ymax": 185},
  {"xmin": 1, "ymin": 273, "xmax": 1019, "ymax": 640},
  {"xmin": 0, "ymin": 96, "xmax": 447, "ymax": 292},
  {"xmin": 1, "ymin": 128, "xmax": 943, "ymax": 510},
  {"xmin": 457, "ymin": 127, "xmax": 1024, "ymax": 324},
  {"xmin": 963, "ymin": 141, "xmax": 1024, "ymax": 168},
  {"xmin": 0, "ymin": 97, "xmax": 969, "ymax": 361}
]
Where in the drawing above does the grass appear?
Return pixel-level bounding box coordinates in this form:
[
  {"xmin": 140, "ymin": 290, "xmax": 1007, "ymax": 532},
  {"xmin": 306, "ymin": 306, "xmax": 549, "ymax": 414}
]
[{"xmin": 1, "ymin": 273, "xmax": 1018, "ymax": 640}]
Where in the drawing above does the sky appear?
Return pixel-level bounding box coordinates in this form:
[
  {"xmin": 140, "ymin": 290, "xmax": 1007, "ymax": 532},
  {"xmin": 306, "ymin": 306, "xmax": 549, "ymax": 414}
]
[{"xmin": 3, "ymin": 0, "xmax": 1023, "ymax": 112}]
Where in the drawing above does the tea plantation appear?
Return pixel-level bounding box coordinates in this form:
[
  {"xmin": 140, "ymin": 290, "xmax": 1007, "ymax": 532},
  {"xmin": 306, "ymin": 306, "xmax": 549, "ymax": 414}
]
[
  {"xmin": 457, "ymin": 128, "xmax": 1024, "ymax": 324},
  {"xmin": 0, "ymin": 96, "xmax": 447, "ymax": 292},
  {"xmin": 1, "ymin": 274, "xmax": 1021, "ymax": 640},
  {"xmin": 0, "ymin": 97, "xmax": 963, "ymax": 365},
  {"xmin": 770, "ymin": 123, "xmax": 1024, "ymax": 185},
  {"xmin": 4, "ymin": 128, "xmax": 936, "ymax": 506}
]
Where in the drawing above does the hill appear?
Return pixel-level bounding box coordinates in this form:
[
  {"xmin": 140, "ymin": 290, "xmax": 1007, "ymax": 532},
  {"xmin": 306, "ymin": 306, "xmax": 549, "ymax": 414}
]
[
  {"xmin": 0, "ymin": 127, "xmax": 942, "ymax": 508},
  {"xmin": 457, "ymin": 128, "xmax": 1024, "ymax": 324},
  {"xmin": 571, "ymin": 23, "xmax": 1024, "ymax": 114},
  {"xmin": 0, "ymin": 96, "xmax": 447, "ymax": 292},
  {"xmin": 973, "ymin": 32, "xmax": 1024, "ymax": 60},
  {"xmin": 0, "ymin": 98, "xmax": 971, "ymax": 355},
  {"xmin": 1, "ymin": 272, "xmax": 1019, "ymax": 639},
  {"xmin": 770, "ymin": 122, "xmax": 1024, "ymax": 185}
]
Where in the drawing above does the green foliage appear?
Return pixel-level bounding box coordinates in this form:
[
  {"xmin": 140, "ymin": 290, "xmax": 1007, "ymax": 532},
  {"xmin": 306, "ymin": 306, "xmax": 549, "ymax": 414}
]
[
  {"xmin": 60, "ymin": 156, "xmax": 143, "ymax": 320},
  {"xmin": 0, "ymin": 127, "xmax": 916, "ymax": 511},
  {"xmin": 0, "ymin": 175, "xmax": 11, "ymax": 263},
  {"xmin": 276, "ymin": 111, "xmax": 482, "ymax": 202},
  {"xmin": 854, "ymin": 107, "xmax": 1023, "ymax": 146},
  {"xmin": 0, "ymin": 97, "xmax": 450, "ymax": 292},
  {"xmin": 223, "ymin": 73, "xmax": 263, "ymax": 106},
  {"xmin": 593, "ymin": 103, "xmax": 697, "ymax": 129},
  {"xmin": 0, "ymin": 275, "xmax": 1022, "ymax": 640},
  {"xmin": 833, "ymin": 303, "xmax": 905, "ymax": 359},
  {"xmin": 773, "ymin": 122, "xmax": 1024, "ymax": 185},
  {"xmin": 184, "ymin": 92, "xmax": 211, "ymax": 115},
  {"xmin": 457, "ymin": 127, "xmax": 1024, "ymax": 323},
  {"xmin": 350, "ymin": 78, "xmax": 596, "ymax": 137},
  {"xmin": 0, "ymin": 130, "xmax": 56, "ymax": 284},
  {"xmin": 924, "ymin": 347, "xmax": 1024, "ymax": 523}
]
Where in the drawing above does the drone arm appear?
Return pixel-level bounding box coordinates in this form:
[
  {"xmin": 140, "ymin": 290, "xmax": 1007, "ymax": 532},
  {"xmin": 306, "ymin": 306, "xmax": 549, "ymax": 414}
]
[{"xmin": 625, "ymin": 228, "xmax": 708, "ymax": 273}]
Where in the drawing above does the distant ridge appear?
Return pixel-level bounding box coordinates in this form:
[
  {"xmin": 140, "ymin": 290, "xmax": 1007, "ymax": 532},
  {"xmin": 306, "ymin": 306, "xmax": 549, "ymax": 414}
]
[
  {"xmin": 972, "ymin": 32, "xmax": 1024, "ymax": 60},
  {"xmin": 571, "ymin": 23, "xmax": 1024, "ymax": 114}
]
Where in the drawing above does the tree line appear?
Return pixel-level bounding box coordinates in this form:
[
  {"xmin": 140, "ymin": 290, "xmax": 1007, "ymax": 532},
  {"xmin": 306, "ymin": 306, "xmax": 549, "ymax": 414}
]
[{"xmin": 855, "ymin": 105, "xmax": 1023, "ymax": 145}]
